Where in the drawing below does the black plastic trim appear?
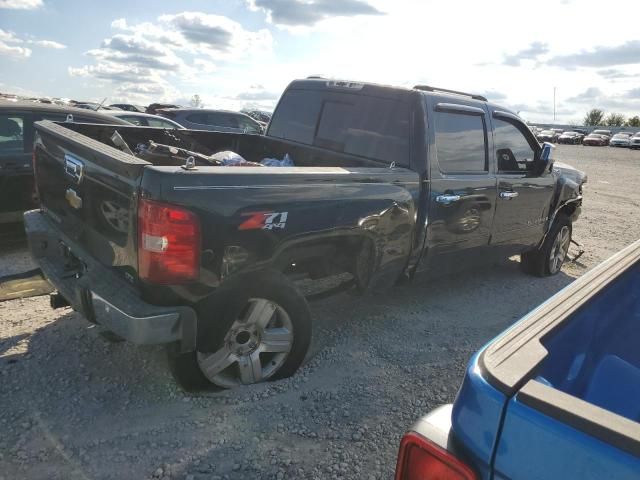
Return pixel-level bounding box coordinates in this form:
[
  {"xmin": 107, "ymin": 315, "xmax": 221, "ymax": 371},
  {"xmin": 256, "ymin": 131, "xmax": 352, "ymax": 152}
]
[
  {"xmin": 518, "ymin": 380, "xmax": 640, "ymax": 458},
  {"xmin": 435, "ymin": 103, "xmax": 485, "ymax": 116}
]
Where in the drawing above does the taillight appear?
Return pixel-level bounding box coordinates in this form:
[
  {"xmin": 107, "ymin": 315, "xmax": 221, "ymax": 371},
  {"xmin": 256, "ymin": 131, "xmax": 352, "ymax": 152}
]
[
  {"xmin": 138, "ymin": 198, "xmax": 200, "ymax": 284},
  {"xmin": 395, "ymin": 432, "xmax": 476, "ymax": 480}
]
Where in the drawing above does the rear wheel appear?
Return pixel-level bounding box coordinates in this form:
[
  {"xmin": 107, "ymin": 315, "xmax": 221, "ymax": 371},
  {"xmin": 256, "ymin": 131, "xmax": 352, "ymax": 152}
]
[
  {"xmin": 168, "ymin": 272, "xmax": 311, "ymax": 390},
  {"xmin": 521, "ymin": 214, "xmax": 572, "ymax": 277}
]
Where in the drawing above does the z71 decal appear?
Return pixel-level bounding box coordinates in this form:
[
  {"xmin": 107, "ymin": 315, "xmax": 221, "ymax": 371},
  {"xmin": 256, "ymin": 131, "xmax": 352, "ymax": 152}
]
[{"xmin": 239, "ymin": 211, "xmax": 289, "ymax": 231}]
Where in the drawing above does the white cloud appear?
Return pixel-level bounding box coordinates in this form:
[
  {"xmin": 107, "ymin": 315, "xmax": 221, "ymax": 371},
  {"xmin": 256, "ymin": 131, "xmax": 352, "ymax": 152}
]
[
  {"xmin": 0, "ymin": 41, "xmax": 31, "ymax": 58},
  {"xmin": 0, "ymin": 27, "xmax": 65, "ymax": 58},
  {"xmin": 0, "ymin": 0, "xmax": 42, "ymax": 9},
  {"xmin": 28, "ymin": 39, "xmax": 66, "ymax": 49},
  {"xmin": 70, "ymin": 11, "xmax": 274, "ymax": 103}
]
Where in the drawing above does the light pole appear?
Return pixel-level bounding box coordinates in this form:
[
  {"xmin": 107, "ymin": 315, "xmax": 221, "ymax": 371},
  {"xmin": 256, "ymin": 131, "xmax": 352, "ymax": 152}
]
[{"xmin": 553, "ymin": 86, "xmax": 556, "ymax": 123}]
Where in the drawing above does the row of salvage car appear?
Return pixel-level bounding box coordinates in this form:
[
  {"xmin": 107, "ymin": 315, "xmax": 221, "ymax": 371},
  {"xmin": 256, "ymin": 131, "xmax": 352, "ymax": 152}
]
[{"xmin": 532, "ymin": 127, "xmax": 640, "ymax": 148}]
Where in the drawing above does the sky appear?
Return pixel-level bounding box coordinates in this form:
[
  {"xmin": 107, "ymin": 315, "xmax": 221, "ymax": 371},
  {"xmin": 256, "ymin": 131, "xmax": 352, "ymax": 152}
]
[{"xmin": 1, "ymin": 0, "xmax": 640, "ymax": 123}]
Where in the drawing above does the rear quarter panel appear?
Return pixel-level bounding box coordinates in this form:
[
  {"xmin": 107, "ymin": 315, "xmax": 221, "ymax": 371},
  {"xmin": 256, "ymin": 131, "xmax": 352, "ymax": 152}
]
[{"xmin": 143, "ymin": 165, "xmax": 420, "ymax": 296}]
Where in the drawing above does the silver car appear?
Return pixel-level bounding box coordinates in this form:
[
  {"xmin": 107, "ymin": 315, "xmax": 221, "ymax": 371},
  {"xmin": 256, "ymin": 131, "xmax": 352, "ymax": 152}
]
[
  {"xmin": 609, "ymin": 132, "xmax": 633, "ymax": 147},
  {"xmin": 156, "ymin": 109, "xmax": 263, "ymax": 134}
]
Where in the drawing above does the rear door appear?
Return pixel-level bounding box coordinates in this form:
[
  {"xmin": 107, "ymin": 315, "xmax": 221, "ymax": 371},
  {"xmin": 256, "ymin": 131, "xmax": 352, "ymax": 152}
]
[
  {"xmin": 424, "ymin": 98, "xmax": 497, "ymax": 254},
  {"xmin": 489, "ymin": 112, "xmax": 554, "ymax": 248}
]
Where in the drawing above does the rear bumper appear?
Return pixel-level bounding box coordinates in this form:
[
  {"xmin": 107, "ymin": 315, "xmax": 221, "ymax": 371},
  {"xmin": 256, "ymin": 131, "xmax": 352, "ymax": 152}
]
[{"xmin": 23, "ymin": 209, "xmax": 197, "ymax": 351}]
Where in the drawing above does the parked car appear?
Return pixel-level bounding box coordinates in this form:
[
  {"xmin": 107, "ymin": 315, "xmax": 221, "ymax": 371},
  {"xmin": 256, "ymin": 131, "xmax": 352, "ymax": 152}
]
[
  {"xmin": 158, "ymin": 108, "xmax": 263, "ymax": 134},
  {"xmin": 557, "ymin": 131, "xmax": 583, "ymax": 145},
  {"xmin": 105, "ymin": 111, "xmax": 185, "ymax": 129},
  {"xmin": 609, "ymin": 132, "xmax": 633, "ymax": 147},
  {"xmin": 630, "ymin": 133, "xmax": 640, "ymax": 150},
  {"xmin": 394, "ymin": 240, "xmax": 640, "ymax": 480},
  {"xmin": 109, "ymin": 103, "xmax": 146, "ymax": 113},
  {"xmin": 537, "ymin": 129, "xmax": 559, "ymax": 142},
  {"xmin": 146, "ymin": 103, "xmax": 181, "ymax": 115},
  {"xmin": 26, "ymin": 78, "xmax": 585, "ymax": 390},
  {"xmin": 242, "ymin": 109, "xmax": 272, "ymax": 124},
  {"xmin": 583, "ymin": 133, "xmax": 609, "ymax": 146},
  {"xmin": 592, "ymin": 129, "xmax": 612, "ymax": 143},
  {"xmin": 0, "ymin": 102, "xmax": 128, "ymax": 224}
]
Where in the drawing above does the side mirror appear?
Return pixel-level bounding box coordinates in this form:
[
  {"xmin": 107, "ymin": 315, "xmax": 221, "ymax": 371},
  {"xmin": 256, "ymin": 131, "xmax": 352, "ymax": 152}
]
[{"xmin": 535, "ymin": 142, "xmax": 555, "ymax": 175}]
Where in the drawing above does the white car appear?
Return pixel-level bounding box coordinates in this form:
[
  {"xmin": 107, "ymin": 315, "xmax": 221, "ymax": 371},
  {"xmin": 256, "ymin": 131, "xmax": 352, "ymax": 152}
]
[
  {"xmin": 630, "ymin": 133, "xmax": 640, "ymax": 150},
  {"xmin": 609, "ymin": 132, "xmax": 633, "ymax": 147},
  {"xmin": 105, "ymin": 111, "xmax": 185, "ymax": 129}
]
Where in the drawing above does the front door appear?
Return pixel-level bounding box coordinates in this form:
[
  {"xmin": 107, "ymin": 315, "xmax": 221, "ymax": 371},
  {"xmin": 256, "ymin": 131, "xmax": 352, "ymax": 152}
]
[{"xmin": 490, "ymin": 114, "xmax": 555, "ymax": 248}]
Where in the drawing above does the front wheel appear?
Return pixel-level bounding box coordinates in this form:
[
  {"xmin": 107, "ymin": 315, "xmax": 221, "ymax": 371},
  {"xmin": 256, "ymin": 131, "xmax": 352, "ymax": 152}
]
[
  {"xmin": 521, "ymin": 215, "xmax": 572, "ymax": 277},
  {"xmin": 168, "ymin": 272, "xmax": 311, "ymax": 390}
]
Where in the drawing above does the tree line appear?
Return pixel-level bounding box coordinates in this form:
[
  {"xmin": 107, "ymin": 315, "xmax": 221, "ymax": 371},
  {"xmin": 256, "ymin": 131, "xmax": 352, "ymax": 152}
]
[{"xmin": 584, "ymin": 109, "xmax": 640, "ymax": 127}]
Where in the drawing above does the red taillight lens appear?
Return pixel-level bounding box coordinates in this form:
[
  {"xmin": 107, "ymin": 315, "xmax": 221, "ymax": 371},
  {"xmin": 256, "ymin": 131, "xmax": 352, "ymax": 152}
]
[
  {"xmin": 395, "ymin": 432, "xmax": 476, "ymax": 480},
  {"xmin": 138, "ymin": 198, "xmax": 200, "ymax": 284}
]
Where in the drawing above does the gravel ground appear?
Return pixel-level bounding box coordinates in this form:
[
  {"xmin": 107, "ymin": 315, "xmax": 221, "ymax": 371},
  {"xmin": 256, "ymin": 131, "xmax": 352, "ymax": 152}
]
[{"xmin": 1, "ymin": 145, "xmax": 639, "ymax": 480}]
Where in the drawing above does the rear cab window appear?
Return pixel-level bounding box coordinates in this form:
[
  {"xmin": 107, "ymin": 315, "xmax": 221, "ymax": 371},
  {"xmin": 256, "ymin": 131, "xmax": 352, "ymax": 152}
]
[
  {"xmin": 268, "ymin": 88, "xmax": 411, "ymax": 167},
  {"xmin": 0, "ymin": 114, "xmax": 26, "ymax": 155}
]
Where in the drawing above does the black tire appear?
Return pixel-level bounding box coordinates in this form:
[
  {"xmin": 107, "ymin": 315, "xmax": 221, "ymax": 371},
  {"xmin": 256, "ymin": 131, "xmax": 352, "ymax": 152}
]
[
  {"xmin": 168, "ymin": 270, "xmax": 311, "ymax": 391},
  {"xmin": 521, "ymin": 214, "xmax": 572, "ymax": 277}
]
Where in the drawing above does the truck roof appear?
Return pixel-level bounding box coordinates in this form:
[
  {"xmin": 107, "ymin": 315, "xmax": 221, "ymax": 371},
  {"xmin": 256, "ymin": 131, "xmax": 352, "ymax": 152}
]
[{"xmin": 287, "ymin": 78, "xmax": 518, "ymax": 118}]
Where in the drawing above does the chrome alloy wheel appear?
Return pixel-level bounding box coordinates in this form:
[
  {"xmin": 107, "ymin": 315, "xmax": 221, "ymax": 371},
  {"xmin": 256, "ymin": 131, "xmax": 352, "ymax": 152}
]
[
  {"xmin": 549, "ymin": 225, "xmax": 571, "ymax": 274},
  {"xmin": 197, "ymin": 298, "xmax": 294, "ymax": 388}
]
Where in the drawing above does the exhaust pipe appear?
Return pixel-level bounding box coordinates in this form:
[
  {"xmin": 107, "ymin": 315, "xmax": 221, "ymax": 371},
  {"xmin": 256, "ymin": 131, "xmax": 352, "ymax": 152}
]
[{"xmin": 49, "ymin": 292, "xmax": 70, "ymax": 309}]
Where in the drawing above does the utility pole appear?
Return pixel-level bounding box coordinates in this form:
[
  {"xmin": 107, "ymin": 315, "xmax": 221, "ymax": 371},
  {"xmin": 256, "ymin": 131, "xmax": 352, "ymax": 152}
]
[{"xmin": 553, "ymin": 87, "xmax": 556, "ymax": 123}]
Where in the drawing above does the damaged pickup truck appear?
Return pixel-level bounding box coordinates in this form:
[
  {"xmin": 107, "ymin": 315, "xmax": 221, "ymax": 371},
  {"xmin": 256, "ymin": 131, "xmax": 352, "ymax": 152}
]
[{"xmin": 24, "ymin": 79, "xmax": 586, "ymax": 389}]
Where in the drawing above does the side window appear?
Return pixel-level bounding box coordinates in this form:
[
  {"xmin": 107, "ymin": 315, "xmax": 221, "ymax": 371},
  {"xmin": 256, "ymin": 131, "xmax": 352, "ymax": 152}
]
[
  {"xmin": 121, "ymin": 116, "xmax": 145, "ymax": 126},
  {"xmin": 186, "ymin": 113, "xmax": 208, "ymax": 125},
  {"xmin": 207, "ymin": 113, "xmax": 238, "ymax": 128},
  {"xmin": 147, "ymin": 118, "xmax": 174, "ymax": 128},
  {"xmin": 236, "ymin": 116, "xmax": 260, "ymax": 133},
  {"xmin": 268, "ymin": 89, "xmax": 322, "ymax": 144},
  {"xmin": 0, "ymin": 115, "xmax": 25, "ymax": 155},
  {"xmin": 434, "ymin": 111, "xmax": 487, "ymax": 173},
  {"xmin": 494, "ymin": 119, "xmax": 537, "ymax": 174}
]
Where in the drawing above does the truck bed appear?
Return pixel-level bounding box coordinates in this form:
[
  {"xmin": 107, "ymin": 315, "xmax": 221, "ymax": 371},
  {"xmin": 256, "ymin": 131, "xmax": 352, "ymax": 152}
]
[
  {"xmin": 32, "ymin": 120, "xmax": 421, "ymax": 306},
  {"xmin": 476, "ymin": 240, "xmax": 640, "ymax": 477}
]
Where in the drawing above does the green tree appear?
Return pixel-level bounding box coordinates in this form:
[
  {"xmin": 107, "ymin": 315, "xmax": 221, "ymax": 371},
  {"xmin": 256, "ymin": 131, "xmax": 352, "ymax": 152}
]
[
  {"xmin": 604, "ymin": 113, "xmax": 626, "ymax": 127},
  {"xmin": 190, "ymin": 94, "xmax": 203, "ymax": 108},
  {"xmin": 626, "ymin": 116, "xmax": 640, "ymax": 127},
  {"xmin": 584, "ymin": 108, "xmax": 605, "ymax": 126}
]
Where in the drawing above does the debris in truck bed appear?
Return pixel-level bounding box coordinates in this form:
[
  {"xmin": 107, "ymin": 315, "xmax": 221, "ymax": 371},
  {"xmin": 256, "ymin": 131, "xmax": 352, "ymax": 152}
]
[
  {"xmin": 261, "ymin": 153, "xmax": 294, "ymax": 167},
  {"xmin": 135, "ymin": 140, "xmax": 222, "ymax": 166},
  {"xmin": 211, "ymin": 150, "xmax": 263, "ymax": 167}
]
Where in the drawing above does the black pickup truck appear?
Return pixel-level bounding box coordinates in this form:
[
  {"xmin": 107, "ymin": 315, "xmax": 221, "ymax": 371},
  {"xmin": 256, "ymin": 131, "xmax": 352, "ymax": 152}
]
[{"xmin": 24, "ymin": 79, "xmax": 586, "ymax": 389}]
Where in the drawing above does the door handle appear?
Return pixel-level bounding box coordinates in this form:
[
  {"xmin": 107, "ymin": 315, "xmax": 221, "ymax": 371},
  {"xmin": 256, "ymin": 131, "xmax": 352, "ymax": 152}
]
[
  {"xmin": 500, "ymin": 191, "xmax": 519, "ymax": 200},
  {"xmin": 435, "ymin": 194, "xmax": 461, "ymax": 205}
]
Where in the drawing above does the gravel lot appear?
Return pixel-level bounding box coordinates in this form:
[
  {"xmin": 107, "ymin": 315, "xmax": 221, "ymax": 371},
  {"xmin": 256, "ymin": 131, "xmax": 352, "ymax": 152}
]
[{"xmin": 1, "ymin": 145, "xmax": 639, "ymax": 480}]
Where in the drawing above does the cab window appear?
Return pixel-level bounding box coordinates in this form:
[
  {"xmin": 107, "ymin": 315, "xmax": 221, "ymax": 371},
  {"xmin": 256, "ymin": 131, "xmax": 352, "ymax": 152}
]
[
  {"xmin": 434, "ymin": 111, "xmax": 488, "ymax": 173},
  {"xmin": 494, "ymin": 119, "xmax": 537, "ymax": 174},
  {"xmin": 0, "ymin": 115, "xmax": 25, "ymax": 155}
]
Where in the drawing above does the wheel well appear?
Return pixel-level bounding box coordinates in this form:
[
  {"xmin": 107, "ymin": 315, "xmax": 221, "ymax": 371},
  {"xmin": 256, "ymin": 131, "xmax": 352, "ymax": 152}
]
[{"xmin": 275, "ymin": 235, "xmax": 375, "ymax": 283}]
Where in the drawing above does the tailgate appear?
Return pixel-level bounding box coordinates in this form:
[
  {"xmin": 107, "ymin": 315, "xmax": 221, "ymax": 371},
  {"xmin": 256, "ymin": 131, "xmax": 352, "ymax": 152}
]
[{"xmin": 33, "ymin": 120, "xmax": 148, "ymax": 276}]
